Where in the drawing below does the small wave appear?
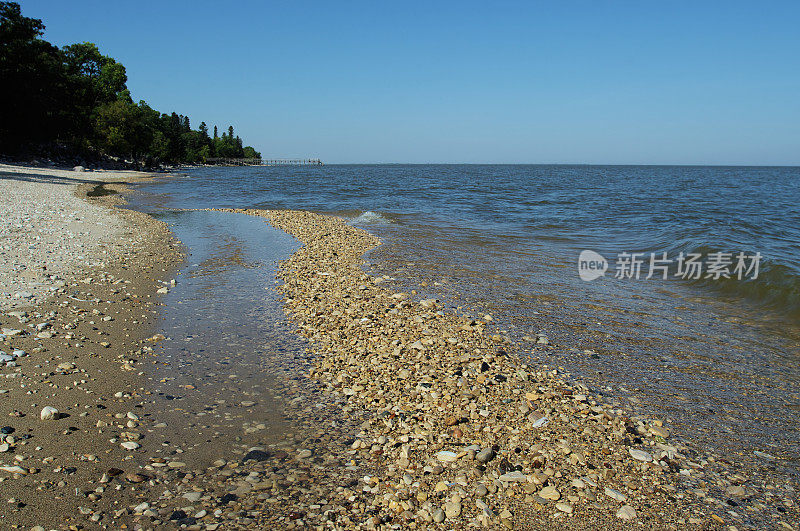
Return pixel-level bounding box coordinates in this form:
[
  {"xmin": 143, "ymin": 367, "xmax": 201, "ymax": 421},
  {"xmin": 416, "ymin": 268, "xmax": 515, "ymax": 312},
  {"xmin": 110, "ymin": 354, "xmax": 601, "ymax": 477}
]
[
  {"xmin": 349, "ymin": 211, "xmax": 392, "ymax": 225},
  {"xmin": 613, "ymin": 241, "xmax": 800, "ymax": 320},
  {"xmin": 692, "ymin": 258, "xmax": 800, "ymax": 320}
]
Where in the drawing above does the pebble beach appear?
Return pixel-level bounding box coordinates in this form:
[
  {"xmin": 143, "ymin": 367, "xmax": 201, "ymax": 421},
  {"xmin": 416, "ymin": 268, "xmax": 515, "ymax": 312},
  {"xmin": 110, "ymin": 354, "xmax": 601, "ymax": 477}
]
[
  {"xmin": 212, "ymin": 208, "xmax": 799, "ymax": 530},
  {"xmin": 0, "ymin": 166, "xmax": 796, "ymax": 529}
]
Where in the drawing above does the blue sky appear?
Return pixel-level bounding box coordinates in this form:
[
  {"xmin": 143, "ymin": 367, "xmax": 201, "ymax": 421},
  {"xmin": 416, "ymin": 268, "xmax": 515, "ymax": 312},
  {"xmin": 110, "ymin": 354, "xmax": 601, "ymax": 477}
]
[{"xmin": 23, "ymin": 1, "xmax": 800, "ymax": 164}]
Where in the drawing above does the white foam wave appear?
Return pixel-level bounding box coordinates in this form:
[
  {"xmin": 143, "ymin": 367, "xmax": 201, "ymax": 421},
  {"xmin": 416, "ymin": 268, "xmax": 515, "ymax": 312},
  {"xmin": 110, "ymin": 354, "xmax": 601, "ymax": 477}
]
[{"xmin": 349, "ymin": 211, "xmax": 391, "ymax": 224}]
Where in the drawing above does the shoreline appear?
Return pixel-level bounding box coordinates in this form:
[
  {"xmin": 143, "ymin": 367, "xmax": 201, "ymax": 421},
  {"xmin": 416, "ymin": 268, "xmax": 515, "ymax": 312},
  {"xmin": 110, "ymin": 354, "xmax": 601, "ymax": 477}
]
[
  {"xmin": 0, "ymin": 164, "xmax": 796, "ymax": 528},
  {"xmin": 215, "ymin": 208, "xmax": 800, "ymax": 529}
]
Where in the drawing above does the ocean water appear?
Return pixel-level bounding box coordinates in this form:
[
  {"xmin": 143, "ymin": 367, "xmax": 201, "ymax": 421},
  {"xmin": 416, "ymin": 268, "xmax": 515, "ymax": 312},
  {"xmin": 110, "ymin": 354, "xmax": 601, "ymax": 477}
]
[{"xmin": 132, "ymin": 164, "xmax": 800, "ymax": 479}]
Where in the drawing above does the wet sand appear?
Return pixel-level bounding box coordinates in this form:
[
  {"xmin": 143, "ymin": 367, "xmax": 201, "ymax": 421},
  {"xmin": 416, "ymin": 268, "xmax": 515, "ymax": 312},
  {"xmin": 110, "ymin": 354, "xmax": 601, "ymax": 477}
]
[{"xmin": 138, "ymin": 210, "xmax": 303, "ymax": 470}]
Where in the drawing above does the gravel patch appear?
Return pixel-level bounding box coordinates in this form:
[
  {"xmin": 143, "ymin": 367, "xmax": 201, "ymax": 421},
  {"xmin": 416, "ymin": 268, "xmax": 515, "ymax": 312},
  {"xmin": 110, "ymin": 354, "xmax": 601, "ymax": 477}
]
[{"xmin": 0, "ymin": 164, "xmax": 154, "ymax": 310}]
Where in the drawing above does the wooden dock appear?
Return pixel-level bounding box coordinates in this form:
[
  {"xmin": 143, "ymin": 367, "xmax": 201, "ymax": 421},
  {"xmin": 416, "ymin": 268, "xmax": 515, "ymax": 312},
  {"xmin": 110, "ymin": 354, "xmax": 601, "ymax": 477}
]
[{"xmin": 206, "ymin": 158, "xmax": 323, "ymax": 166}]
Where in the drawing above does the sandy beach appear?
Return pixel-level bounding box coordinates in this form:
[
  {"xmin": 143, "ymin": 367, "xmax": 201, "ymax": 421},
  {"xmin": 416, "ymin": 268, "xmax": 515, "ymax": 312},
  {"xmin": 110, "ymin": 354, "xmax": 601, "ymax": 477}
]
[
  {"xmin": 3, "ymin": 0, "xmax": 798, "ymax": 528},
  {"xmin": 0, "ymin": 165, "xmax": 796, "ymax": 529},
  {"xmin": 0, "ymin": 164, "xmax": 184, "ymax": 527}
]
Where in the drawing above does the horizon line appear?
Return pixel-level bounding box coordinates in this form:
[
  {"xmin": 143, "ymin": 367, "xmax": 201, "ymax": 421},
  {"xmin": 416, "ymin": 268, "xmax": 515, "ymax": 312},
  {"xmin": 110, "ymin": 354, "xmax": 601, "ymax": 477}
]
[{"xmin": 258, "ymin": 161, "xmax": 800, "ymax": 167}]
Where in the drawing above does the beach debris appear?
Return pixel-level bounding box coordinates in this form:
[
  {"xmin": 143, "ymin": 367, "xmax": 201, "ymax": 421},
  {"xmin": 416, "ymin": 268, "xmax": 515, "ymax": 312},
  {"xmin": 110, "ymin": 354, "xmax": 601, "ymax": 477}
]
[{"xmin": 0, "ymin": 197, "xmax": 791, "ymax": 529}]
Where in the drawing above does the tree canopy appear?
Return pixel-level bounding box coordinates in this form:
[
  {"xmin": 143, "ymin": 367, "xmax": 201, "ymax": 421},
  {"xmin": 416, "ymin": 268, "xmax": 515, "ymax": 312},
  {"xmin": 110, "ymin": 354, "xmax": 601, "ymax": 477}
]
[{"xmin": 0, "ymin": 2, "xmax": 260, "ymax": 165}]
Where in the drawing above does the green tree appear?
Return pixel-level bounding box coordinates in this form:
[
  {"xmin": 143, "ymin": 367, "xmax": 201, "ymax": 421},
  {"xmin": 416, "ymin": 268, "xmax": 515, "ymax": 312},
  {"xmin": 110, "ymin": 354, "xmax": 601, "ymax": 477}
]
[
  {"xmin": 61, "ymin": 42, "xmax": 127, "ymax": 104},
  {"xmin": 94, "ymin": 100, "xmax": 153, "ymax": 160},
  {"xmin": 0, "ymin": 2, "xmax": 66, "ymax": 151},
  {"xmin": 61, "ymin": 42, "xmax": 129, "ymax": 146},
  {"xmin": 198, "ymin": 144, "xmax": 211, "ymax": 162},
  {"xmin": 243, "ymin": 146, "xmax": 260, "ymax": 159},
  {"xmin": 0, "ymin": 3, "xmax": 262, "ymax": 165}
]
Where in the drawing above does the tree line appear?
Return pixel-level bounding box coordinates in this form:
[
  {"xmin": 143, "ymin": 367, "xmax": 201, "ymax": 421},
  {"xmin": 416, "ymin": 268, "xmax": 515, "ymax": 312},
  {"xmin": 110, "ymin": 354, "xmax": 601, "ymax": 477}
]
[{"xmin": 0, "ymin": 2, "xmax": 260, "ymax": 166}]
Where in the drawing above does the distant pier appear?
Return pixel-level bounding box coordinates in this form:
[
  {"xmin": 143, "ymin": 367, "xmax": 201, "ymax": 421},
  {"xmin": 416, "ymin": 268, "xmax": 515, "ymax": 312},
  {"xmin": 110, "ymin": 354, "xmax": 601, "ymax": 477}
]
[{"xmin": 206, "ymin": 158, "xmax": 323, "ymax": 166}]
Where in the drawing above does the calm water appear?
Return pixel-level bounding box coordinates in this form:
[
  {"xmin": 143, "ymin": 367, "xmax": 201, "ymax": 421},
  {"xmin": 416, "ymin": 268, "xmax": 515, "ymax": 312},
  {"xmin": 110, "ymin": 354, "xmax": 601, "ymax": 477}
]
[
  {"xmin": 133, "ymin": 164, "xmax": 800, "ymax": 479},
  {"xmin": 119, "ymin": 207, "xmax": 306, "ymax": 465}
]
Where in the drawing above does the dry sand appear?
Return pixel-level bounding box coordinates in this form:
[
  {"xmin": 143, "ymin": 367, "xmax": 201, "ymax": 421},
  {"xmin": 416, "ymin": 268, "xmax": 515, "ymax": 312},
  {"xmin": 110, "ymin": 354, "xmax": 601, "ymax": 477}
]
[{"xmin": 0, "ymin": 164, "xmax": 166, "ymax": 310}]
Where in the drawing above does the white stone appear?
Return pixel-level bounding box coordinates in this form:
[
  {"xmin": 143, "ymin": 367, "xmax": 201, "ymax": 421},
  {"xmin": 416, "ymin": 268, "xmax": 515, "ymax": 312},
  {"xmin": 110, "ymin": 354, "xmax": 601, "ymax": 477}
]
[
  {"xmin": 556, "ymin": 502, "xmax": 573, "ymax": 514},
  {"xmin": 436, "ymin": 451, "xmax": 459, "ymax": 463},
  {"xmin": 0, "ymin": 465, "xmax": 28, "ymax": 474},
  {"xmin": 444, "ymin": 501, "xmax": 461, "ymax": 518},
  {"xmin": 40, "ymin": 406, "xmax": 59, "ymax": 420},
  {"xmin": 629, "ymin": 449, "xmax": 652, "ymax": 462},
  {"xmin": 616, "ymin": 505, "xmax": 637, "ymax": 520},
  {"xmin": 531, "ymin": 416, "xmax": 549, "ymax": 428},
  {"xmin": 498, "ymin": 471, "xmax": 527, "ymax": 482},
  {"xmin": 726, "ymin": 485, "xmax": 746, "ymax": 497},
  {"xmin": 539, "ymin": 486, "xmax": 560, "ymax": 501},
  {"xmin": 605, "ymin": 487, "xmax": 627, "ymax": 502}
]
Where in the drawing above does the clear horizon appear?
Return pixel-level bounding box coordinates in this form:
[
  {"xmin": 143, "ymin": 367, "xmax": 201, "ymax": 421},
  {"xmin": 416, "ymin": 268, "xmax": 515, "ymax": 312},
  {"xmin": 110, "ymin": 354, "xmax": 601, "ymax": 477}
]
[{"xmin": 23, "ymin": 0, "xmax": 800, "ymax": 166}]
